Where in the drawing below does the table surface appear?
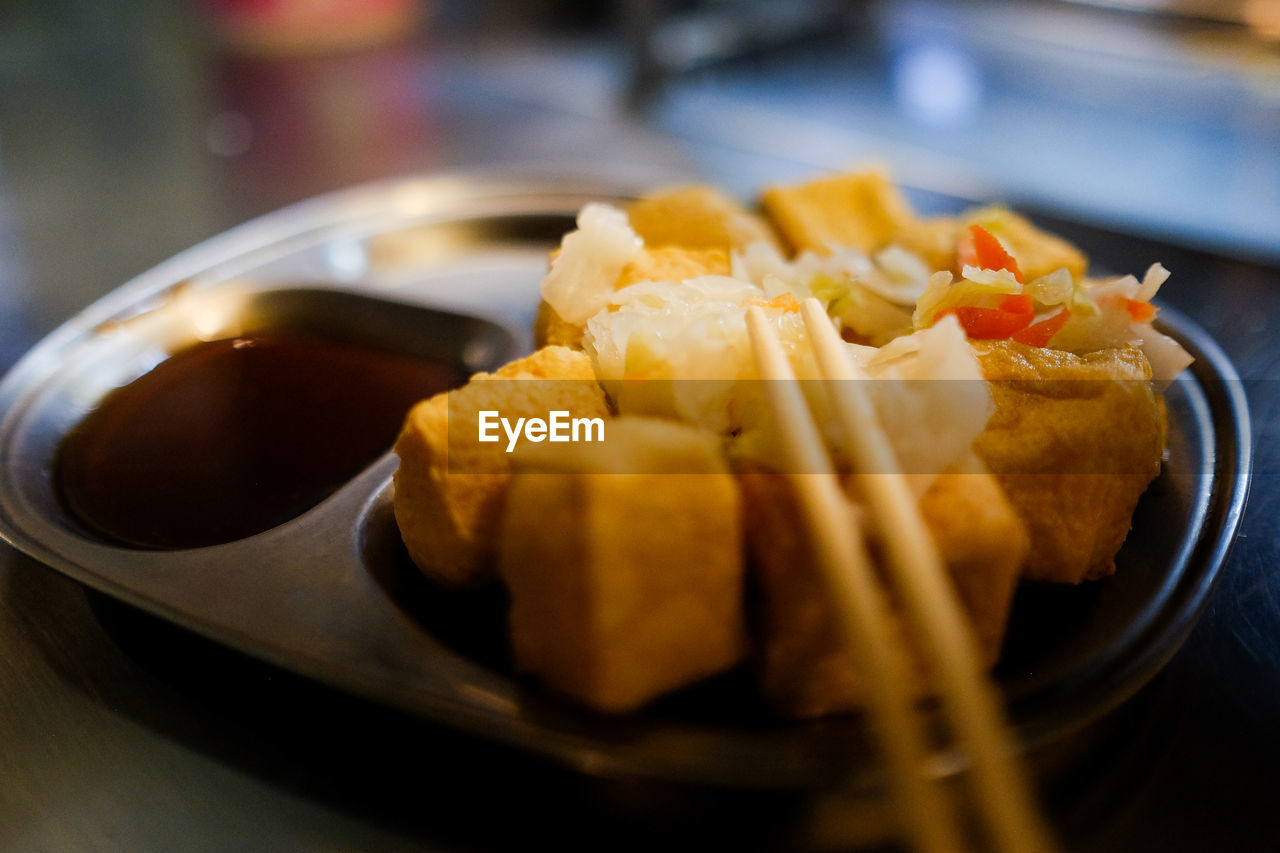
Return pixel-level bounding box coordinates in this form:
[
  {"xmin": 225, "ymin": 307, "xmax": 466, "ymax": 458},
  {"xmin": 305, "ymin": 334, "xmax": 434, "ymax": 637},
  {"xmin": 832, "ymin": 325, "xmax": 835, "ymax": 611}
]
[{"xmin": 2, "ymin": 2, "xmax": 1278, "ymax": 850}]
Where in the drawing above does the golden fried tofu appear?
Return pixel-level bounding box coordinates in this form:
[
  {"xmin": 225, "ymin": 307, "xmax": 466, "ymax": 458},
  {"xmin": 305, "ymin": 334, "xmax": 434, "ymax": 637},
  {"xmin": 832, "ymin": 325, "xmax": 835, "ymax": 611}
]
[
  {"xmin": 534, "ymin": 245, "xmax": 733, "ymax": 349},
  {"xmin": 533, "ymin": 300, "xmax": 585, "ymax": 349},
  {"xmin": 760, "ymin": 169, "xmax": 919, "ymax": 255},
  {"xmin": 972, "ymin": 341, "xmax": 1165, "ymax": 584},
  {"xmin": 615, "ymin": 244, "xmax": 731, "ymax": 288},
  {"xmin": 626, "ymin": 184, "xmax": 782, "ymax": 253},
  {"xmin": 917, "ymin": 464, "xmax": 1029, "ymax": 659},
  {"xmin": 887, "ymin": 217, "xmax": 963, "ymax": 274},
  {"xmin": 498, "ymin": 417, "xmax": 745, "ymax": 713},
  {"xmin": 757, "ymin": 167, "xmax": 1085, "ymax": 280},
  {"xmin": 740, "ymin": 458, "xmax": 1027, "ymax": 719},
  {"xmin": 393, "ymin": 346, "xmax": 610, "ymax": 588}
]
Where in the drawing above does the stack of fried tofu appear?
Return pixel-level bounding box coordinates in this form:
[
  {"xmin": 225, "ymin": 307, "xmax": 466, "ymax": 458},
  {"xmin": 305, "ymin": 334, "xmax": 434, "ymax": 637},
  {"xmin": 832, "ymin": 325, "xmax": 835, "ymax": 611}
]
[{"xmin": 392, "ymin": 169, "xmax": 1167, "ymax": 717}]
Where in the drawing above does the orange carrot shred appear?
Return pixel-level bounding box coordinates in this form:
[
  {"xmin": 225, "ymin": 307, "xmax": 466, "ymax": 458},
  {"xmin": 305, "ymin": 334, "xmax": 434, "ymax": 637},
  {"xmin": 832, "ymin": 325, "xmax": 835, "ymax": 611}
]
[
  {"xmin": 1011, "ymin": 307, "xmax": 1070, "ymax": 347},
  {"xmin": 1124, "ymin": 298, "xmax": 1157, "ymax": 324},
  {"xmin": 965, "ymin": 225, "xmax": 1024, "ymax": 283}
]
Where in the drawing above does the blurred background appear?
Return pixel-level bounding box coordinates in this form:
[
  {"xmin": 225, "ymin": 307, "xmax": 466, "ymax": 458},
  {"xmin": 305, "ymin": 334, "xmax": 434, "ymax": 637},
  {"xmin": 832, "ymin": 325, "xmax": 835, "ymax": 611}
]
[{"xmin": 1, "ymin": 0, "xmax": 1278, "ymax": 369}]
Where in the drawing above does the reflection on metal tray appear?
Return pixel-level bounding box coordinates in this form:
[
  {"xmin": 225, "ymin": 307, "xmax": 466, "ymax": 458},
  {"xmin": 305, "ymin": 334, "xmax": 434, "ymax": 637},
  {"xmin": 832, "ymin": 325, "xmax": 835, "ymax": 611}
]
[{"xmin": 0, "ymin": 170, "xmax": 1252, "ymax": 791}]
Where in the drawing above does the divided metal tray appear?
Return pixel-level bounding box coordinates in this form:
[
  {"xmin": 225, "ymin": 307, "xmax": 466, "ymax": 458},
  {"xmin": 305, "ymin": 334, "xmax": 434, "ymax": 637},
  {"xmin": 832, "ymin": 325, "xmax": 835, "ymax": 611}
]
[{"xmin": 0, "ymin": 170, "xmax": 1252, "ymax": 790}]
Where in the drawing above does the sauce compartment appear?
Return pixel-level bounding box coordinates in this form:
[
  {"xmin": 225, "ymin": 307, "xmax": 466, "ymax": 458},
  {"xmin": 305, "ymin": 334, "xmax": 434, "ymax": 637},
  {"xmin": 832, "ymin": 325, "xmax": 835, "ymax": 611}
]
[{"xmin": 46, "ymin": 286, "xmax": 514, "ymax": 549}]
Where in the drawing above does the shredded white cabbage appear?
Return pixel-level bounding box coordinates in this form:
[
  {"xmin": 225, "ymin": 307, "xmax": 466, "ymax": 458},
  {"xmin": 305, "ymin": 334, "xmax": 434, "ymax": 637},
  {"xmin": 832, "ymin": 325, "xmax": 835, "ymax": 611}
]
[
  {"xmin": 584, "ymin": 275, "xmax": 809, "ymax": 433},
  {"xmin": 873, "ymin": 246, "xmax": 932, "ymax": 304},
  {"xmin": 730, "ymin": 241, "xmax": 930, "ymax": 345},
  {"xmin": 1027, "ymin": 268, "xmax": 1073, "ymax": 306},
  {"xmin": 1138, "ymin": 326, "xmax": 1195, "ymax": 383},
  {"xmin": 540, "ymin": 203, "xmax": 643, "ymax": 325},
  {"xmin": 913, "ymin": 269, "xmax": 1025, "ymax": 329},
  {"xmin": 849, "ymin": 316, "xmax": 994, "ymax": 493},
  {"xmin": 1136, "ymin": 262, "xmax": 1171, "ymax": 303},
  {"xmin": 959, "ymin": 266, "xmax": 1023, "ymax": 290}
]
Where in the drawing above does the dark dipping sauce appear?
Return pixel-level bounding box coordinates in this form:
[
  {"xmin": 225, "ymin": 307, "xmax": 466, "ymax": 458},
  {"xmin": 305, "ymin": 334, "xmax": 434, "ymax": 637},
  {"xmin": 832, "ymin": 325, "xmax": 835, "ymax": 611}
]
[{"xmin": 56, "ymin": 333, "xmax": 466, "ymax": 550}]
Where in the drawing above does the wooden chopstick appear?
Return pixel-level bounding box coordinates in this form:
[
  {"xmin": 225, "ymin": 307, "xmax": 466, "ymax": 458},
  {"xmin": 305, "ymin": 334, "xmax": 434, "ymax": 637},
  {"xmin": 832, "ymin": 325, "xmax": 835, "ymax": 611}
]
[
  {"xmin": 744, "ymin": 306, "xmax": 963, "ymax": 853},
  {"xmin": 796, "ymin": 297, "xmax": 1057, "ymax": 853}
]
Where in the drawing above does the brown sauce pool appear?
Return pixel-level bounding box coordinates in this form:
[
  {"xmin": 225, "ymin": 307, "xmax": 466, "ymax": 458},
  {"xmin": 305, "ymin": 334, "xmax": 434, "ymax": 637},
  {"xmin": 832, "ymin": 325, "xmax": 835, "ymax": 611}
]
[{"xmin": 56, "ymin": 333, "xmax": 466, "ymax": 550}]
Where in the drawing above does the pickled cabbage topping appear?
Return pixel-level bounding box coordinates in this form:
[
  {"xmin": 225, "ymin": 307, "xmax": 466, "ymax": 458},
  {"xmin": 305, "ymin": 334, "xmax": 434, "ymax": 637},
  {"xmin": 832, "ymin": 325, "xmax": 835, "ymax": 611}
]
[
  {"xmin": 732, "ymin": 242, "xmax": 925, "ymax": 345},
  {"xmin": 913, "ymin": 251, "xmax": 1190, "ymax": 381},
  {"xmin": 914, "ymin": 269, "xmax": 1022, "ymax": 330},
  {"xmin": 551, "ymin": 196, "xmax": 1191, "ymax": 439},
  {"xmin": 540, "ymin": 203, "xmax": 643, "ymax": 325},
  {"xmin": 733, "ymin": 242, "xmax": 930, "ymax": 307},
  {"xmin": 850, "ymin": 316, "xmax": 993, "ymax": 492},
  {"xmin": 1039, "ymin": 263, "xmax": 1190, "ymax": 379},
  {"xmin": 586, "ymin": 276, "xmax": 781, "ymax": 382},
  {"xmin": 582, "ymin": 266, "xmax": 991, "ymax": 484},
  {"xmin": 584, "ymin": 276, "xmax": 811, "ymax": 433}
]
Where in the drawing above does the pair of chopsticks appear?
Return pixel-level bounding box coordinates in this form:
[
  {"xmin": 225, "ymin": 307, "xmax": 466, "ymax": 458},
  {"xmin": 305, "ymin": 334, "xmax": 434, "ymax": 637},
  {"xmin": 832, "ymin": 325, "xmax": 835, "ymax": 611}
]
[{"xmin": 745, "ymin": 299, "xmax": 1056, "ymax": 853}]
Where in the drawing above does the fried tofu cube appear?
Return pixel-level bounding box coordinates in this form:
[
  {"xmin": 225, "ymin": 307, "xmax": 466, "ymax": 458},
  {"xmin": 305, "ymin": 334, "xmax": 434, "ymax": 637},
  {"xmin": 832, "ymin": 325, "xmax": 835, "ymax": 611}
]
[
  {"xmin": 393, "ymin": 346, "xmax": 610, "ymax": 588},
  {"xmin": 738, "ymin": 467, "xmax": 863, "ymax": 719},
  {"xmin": 533, "ymin": 299, "xmax": 586, "ymax": 349},
  {"xmin": 498, "ymin": 417, "xmax": 746, "ymax": 713},
  {"xmin": 760, "ymin": 169, "xmax": 919, "ymax": 255},
  {"xmin": 740, "ymin": 458, "xmax": 1028, "ymax": 719},
  {"xmin": 916, "ymin": 463, "xmax": 1029, "ymax": 660},
  {"xmin": 972, "ymin": 341, "xmax": 1165, "ymax": 583},
  {"xmin": 757, "ymin": 169, "xmax": 1085, "ymax": 281},
  {"xmin": 626, "ymin": 185, "xmax": 783, "ymax": 252},
  {"xmin": 615, "ymin": 244, "xmax": 731, "ymax": 288},
  {"xmin": 888, "ymin": 217, "xmax": 964, "ymax": 274},
  {"xmin": 534, "ymin": 245, "xmax": 733, "ymax": 349}
]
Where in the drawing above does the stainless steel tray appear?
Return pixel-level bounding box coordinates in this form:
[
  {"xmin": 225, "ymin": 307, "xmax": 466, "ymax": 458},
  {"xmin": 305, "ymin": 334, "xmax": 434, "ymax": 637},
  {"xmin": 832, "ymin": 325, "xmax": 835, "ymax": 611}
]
[{"xmin": 0, "ymin": 170, "xmax": 1252, "ymax": 791}]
